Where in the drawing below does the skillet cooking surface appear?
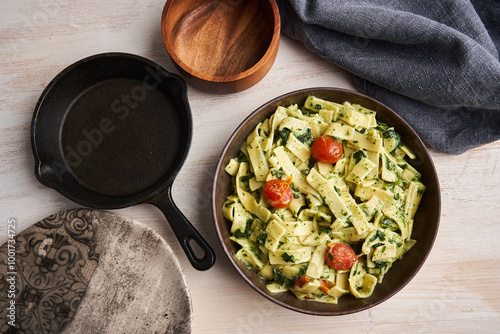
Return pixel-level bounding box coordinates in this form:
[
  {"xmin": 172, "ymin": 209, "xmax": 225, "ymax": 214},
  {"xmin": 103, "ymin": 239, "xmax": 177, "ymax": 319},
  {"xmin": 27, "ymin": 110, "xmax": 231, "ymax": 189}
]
[{"xmin": 60, "ymin": 78, "xmax": 181, "ymax": 196}]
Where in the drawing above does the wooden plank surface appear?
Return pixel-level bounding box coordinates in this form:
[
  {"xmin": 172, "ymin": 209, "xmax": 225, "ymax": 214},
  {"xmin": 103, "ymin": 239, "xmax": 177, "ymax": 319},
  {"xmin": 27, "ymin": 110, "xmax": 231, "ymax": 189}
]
[{"xmin": 1, "ymin": 1, "xmax": 499, "ymax": 333}]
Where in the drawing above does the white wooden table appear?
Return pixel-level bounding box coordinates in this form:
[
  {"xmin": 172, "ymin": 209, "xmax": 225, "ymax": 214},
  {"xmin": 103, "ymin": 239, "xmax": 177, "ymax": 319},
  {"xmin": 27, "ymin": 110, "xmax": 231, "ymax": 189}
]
[{"xmin": 1, "ymin": 1, "xmax": 499, "ymax": 333}]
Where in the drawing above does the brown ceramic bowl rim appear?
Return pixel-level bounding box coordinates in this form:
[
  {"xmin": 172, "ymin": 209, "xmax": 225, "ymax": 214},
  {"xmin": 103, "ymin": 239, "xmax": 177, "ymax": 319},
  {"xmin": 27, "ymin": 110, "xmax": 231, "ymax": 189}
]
[
  {"xmin": 161, "ymin": 0, "xmax": 281, "ymax": 83},
  {"xmin": 212, "ymin": 87, "xmax": 441, "ymax": 315}
]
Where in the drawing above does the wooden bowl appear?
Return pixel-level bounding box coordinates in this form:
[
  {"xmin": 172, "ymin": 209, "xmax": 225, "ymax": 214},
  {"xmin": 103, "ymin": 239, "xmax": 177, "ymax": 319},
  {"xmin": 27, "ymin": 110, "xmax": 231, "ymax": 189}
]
[
  {"xmin": 161, "ymin": 0, "xmax": 280, "ymax": 94},
  {"xmin": 212, "ymin": 88, "xmax": 441, "ymax": 315}
]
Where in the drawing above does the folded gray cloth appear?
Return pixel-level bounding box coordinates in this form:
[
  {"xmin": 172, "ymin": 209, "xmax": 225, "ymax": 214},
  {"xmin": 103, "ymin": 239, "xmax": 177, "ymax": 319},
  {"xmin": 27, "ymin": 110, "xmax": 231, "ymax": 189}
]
[{"xmin": 276, "ymin": 0, "xmax": 500, "ymax": 154}]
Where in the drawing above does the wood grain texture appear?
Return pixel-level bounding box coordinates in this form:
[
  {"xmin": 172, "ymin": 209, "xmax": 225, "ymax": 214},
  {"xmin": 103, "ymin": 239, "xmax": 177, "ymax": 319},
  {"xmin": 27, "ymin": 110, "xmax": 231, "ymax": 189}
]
[
  {"xmin": 1, "ymin": 0, "xmax": 499, "ymax": 333},
  {"xmin": 161, "ymin": 0, "xmax": 280, "ymax": 93}
]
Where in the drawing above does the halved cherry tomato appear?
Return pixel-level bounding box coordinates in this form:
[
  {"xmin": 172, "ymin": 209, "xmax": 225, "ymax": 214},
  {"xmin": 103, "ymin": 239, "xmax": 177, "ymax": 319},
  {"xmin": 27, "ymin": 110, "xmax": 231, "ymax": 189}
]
[
  {"xmin": 319, "ymin": 280, "xmax": 330, "ymax": 293},
  {"xmin": 325, "ymin": 243, "xmax": 357, "ymax": 270},
  {"xmin": 310, "ymin": 136, "xmax": 343, "ymax": 164},
  {"xmin": 262, "ymin": 176, "xmax": 293, "ymax": 209},
  {"xmin": 294, "ymin": 275, "xmax": 311, "ymax": 288}
]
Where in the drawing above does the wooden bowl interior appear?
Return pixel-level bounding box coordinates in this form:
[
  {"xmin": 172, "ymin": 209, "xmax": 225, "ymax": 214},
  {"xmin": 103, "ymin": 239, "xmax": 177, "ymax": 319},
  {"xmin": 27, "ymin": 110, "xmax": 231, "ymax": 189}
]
[
  {"xmin": 212, "ymin": 88, "xmax": 441, "ymax": 315},
  {"xmin": 163, "ymin": 0, "xmax": 277, "ymax": 78}
]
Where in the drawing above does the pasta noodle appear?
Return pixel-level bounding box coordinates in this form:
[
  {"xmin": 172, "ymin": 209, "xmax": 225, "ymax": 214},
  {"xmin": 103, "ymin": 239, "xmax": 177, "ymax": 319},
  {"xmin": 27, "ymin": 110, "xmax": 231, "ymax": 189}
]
[{"xmin": 223, "ymin": 96, "xmax": 425, "ymax": 304}]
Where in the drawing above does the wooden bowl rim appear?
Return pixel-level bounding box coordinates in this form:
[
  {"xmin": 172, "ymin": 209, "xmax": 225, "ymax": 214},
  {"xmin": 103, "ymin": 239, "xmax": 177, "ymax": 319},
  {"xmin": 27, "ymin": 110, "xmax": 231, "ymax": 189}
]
[
  {"xmin": 161, "ymin": 0, "xmax": 281, "ymax": 83},
  {"xmin": 211, "ymin": 87, "xmax": 441, "ymax": 316}
]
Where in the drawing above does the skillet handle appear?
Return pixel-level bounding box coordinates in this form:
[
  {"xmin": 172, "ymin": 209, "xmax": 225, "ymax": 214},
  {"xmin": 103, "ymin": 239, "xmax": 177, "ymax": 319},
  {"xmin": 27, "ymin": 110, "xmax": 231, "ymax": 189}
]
[{"xmin": 150, "ymin": 186, "xmax": 216, "ymax": 271}]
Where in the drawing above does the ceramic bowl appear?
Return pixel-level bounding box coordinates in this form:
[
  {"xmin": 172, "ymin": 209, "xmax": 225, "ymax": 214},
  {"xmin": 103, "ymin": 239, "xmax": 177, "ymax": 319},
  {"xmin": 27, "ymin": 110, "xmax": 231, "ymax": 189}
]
[
  {"xmin": 212, "ymin": 87, "xmax": 441, "ymax": 315},
  {"xmin": 161, "ymin": 0, "xmax": 280, "ymax": 94}
]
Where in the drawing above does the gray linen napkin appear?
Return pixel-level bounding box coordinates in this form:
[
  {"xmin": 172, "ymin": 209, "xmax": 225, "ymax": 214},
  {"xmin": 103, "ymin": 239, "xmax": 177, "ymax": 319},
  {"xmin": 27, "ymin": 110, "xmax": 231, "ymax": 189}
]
[{"xmin": 276, "ymin": 0, "xmax": 500, "ymax": 154}]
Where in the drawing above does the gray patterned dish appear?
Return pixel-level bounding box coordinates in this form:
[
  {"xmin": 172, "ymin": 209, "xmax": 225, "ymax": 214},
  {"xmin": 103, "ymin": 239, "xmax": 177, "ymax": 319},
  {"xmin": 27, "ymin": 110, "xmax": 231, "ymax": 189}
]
[{"xmin": 0, "ymin": 209, "xmax": 192, "ymax": 333}]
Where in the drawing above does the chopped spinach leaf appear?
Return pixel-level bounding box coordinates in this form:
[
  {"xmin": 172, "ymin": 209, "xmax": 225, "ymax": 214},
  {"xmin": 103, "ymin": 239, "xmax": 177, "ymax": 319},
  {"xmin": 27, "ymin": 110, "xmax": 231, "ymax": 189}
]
[
  {"xmin": 373, "ymin": 260, "xmax": 387, "ymax": 269},
  {"xmin": 377, "ymin": 121, "xmax": 389, "ymax": 131},
  {"xmin": 275, "ymin": 128, "xmax": 292, "ymax": 145},
  {"xmin": 282, "ymin": 252, "xmax": 297, "ymax": 263},
  {"xmin": 380, "ymin": 217, "xmax": 399, "ymax": 231},
  {"xmin": 271, "ymin": 169, "xmax": 285, "ymax": 178},
  {"xmin": 256, "ymin": 232, "xmax": 268, "ymax": 246},
  {"xmin": 353, "ymin": 150, "xmax": 367, "ymax": 164},
  {"xmin": 273, "ymin": 269, "xmax": 289, "ymax": 286},
  {"xmin": 295, "ymin": 128, "xmax": 313, "ymax": 145}
]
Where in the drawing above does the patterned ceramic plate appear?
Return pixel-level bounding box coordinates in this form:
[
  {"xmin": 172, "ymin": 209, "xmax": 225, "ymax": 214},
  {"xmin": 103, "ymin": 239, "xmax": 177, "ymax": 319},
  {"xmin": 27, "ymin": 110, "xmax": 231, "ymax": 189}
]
[{"xmin": 0, "ymin": 209, "xmax": 192, "ymax": 333}]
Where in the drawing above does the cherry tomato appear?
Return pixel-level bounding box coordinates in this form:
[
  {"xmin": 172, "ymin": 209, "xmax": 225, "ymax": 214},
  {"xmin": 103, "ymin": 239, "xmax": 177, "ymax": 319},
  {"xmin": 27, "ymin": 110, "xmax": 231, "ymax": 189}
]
[
  {"xmin": 262, "ymin": 176, "xmax": 293, "ymax": 209},
  {"xmin": 310, "ymin": 136, "xmax": 343, "ymax": 164},
  {"xmin": 319, "ymin": 280, "xmax": 330, "ymax": 293},
  {"xmin": 325, "ymin": 243, "xmax": 357, "ymax": 270},
  {"xmin": 294, "ymin": 275, "xmax": 311, "ymax": 288}
]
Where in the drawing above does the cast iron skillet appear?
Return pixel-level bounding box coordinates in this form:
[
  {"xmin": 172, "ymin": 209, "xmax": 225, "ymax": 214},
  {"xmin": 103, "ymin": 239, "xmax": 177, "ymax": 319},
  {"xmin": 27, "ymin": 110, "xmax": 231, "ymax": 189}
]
[{"xmin": 31, "ymin": 52, "xmax": 215, "ymax": 270}]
